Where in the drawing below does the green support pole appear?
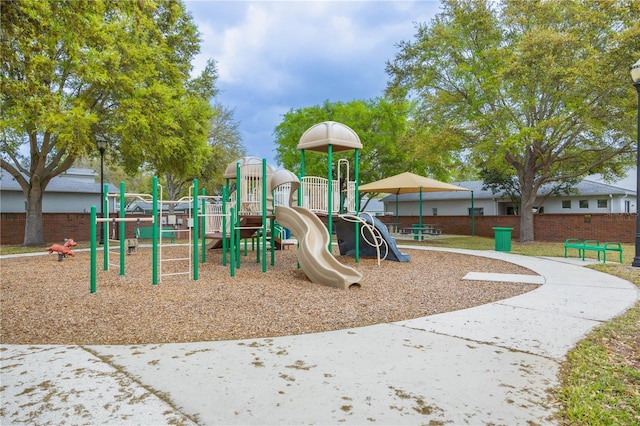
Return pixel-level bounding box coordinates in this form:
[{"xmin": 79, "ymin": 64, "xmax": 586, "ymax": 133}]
[
  {"xmin": 230, "ymin": 207, "xmax": 235, "ymax": 277},
  {"xmin": 90, "ymin": 206, "xmax": 97, "ymax": 293},
  {"xmin": 395, "ymin": 193, "xmax": 399, "ymax": 233},
  {"xmin": 354, "ymin": 149, "xmax": 360, "ymax": 263},
  {"xmin": 103, "ymin": 184, "xmax": 109, "ymax": 271},
  {"xmin": 152, "ymin": 176, "xmax": 159, "ymax": 285},
  {"xmin": 270, "ymin": 217, "xmax": 275, "ymax": 266},
  {"xmin": 119, "ymin": 181, "xmax": 125, "ymax": 275},
  {"xmin": 235, "ymin": 163, "xmax": 241, "ymax": 269},
  {"xmin": 297, "ymin": 173, "xmax": 303, "ymax": 207},
  {"xmin": 222, "ymin": 186, "xmax": 228, "ymax": 266},
  {"xmin": 419, "ymin": 187, "xmax": 423, "ymax": 228},
  {"xmin": 300, "ymin": 150, "xmax": 305, "ymax": 177},
  {"xmin": 201, "ymin": 189, "xmax": 206, "ymax": 264},
  {"xmin": 471, "ymin": 190, "xmax": 475, "ymax": 237},
  {"xmin": 327, "ymin": 144, "xmax": 333, "ymax": 253},
  {"xmin": 193, "ymin": 179, "xmax": 199, "ymax": 281},
  {"xmin": 261, "ymin": 159, "xmax": 267, "ymax": 272}
]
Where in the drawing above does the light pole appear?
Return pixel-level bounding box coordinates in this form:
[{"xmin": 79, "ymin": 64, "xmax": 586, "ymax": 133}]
[
  {"xmin": 630, "ymin": 59, "xmax": 640, "ymax": 267},
  {"xmin": 96, "ymin": 139, "xmax": 107, "ymax": 245}
]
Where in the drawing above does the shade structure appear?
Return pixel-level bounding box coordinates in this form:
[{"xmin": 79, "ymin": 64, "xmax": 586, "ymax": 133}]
[
  {"xmin": 359, "ymin": 172, "xmax": 469, "ymax": 194},
  {"xmin": 359, "ymin": 172, "xmax": 470, "ymax": 228}
]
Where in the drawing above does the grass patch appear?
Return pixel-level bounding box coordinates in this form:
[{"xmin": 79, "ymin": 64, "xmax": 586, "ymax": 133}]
[
  {"xmin": 557, "ymin": 303, "xmax": 640, "ymax": 424},
  {"xmin": 0, "ymin": 242, "xmax": 92, "ymax": 255}
]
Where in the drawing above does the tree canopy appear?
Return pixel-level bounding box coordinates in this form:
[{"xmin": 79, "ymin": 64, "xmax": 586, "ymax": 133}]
[
  {"xmin": 386, "ymin": 0, "xmax": 640, "ymax": 241},
  {"xmin": 0, "ymin": 0, "xmax": 215, "ymax": 245},
  {"xmin": 274, "ymin": 98, "xmax": 415, "ymax": 188}
]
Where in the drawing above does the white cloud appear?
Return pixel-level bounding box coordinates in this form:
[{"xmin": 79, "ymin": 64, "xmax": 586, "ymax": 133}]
[
  {"xmin": 191, "ymin": 1, "xmax": 436, "ymax": 94},
  {"xmin": 184, "ymin": 1, "xmax": 441, "ymax": 165}
]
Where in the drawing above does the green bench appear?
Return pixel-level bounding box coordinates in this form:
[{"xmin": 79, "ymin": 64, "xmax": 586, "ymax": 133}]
[
  {"xmin": 563, "ymin": 238, "xmax": 623, "ymax": 264},
  {"xmin": 135, "ymin": 226, "xmax": 176, "ymax": 243}
]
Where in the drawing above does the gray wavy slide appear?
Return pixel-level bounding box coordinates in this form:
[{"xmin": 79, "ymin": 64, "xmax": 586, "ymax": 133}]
[{"xmin": 274, "ymin": 205, "xmax": 362, "ymax": 290}]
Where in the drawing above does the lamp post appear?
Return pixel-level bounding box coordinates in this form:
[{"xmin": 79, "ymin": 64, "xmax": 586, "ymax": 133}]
[
  {"xmin": 630, "ymin": 59, "xmax": 640, "ymax": 267},
  {"xmin": 96, "ymin": 139, "xmax": 107, "ymax": 245}
]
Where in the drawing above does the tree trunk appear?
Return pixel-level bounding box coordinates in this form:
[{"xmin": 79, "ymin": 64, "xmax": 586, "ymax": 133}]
[
  {"xmin": 519, "ymin": 183, "xmax": 536, "ymax": 242},
  {"xmin": 519, "ymin": 205, "xmax": 535, "ymax": 242},
  {"xmin": 23, "ymin": 184, "xmax": 45, "ymax": 246},
  {"xmin": 165, "ymin": 174, "xmax": 184, "ymax": 215}
]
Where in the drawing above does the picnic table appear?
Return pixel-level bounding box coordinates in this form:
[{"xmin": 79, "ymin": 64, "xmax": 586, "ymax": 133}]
[{"xmin": 401, "ymin": 224, "xmax": 443, "ymax": 240}]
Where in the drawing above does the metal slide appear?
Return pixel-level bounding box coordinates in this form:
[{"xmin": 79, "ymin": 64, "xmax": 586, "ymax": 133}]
[{"xmin": 274, "ymin": 205, "xmax": 362, "ymax": 290}]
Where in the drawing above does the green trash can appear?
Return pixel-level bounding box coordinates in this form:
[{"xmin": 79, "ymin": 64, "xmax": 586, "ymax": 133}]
[{"xmin": 493, "ymin": 227, "xmax": 513, "ymax": 252}]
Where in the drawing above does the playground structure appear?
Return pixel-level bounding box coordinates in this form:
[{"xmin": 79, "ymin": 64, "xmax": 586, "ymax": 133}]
[
  {"xmin": 270, "ymin": 168, "xmax": 362, "ymax": 289},
  {"xmin": 90, "ymin": 176, "xmax": 201, "ymax": 293},
  {"xmin": 88, "ymin": 121, "xmax": 417, "ymax": 292},
  {"xmin": 335, "ymin": 214, "xmax": 410, "ymax": 263}
]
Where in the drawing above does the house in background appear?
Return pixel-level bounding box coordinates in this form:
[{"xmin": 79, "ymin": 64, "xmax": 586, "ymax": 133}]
[
  {"xmin": 359, "ymin": 196, "xmax": 384, "ymax": 216},
  {"xmin": 382, "ymin": 177, "xmax": 636, "ymax": 217},
  {"xmin": 125, "ymin": 199, "xmax": 191, "ymax": 215},
  {"xmin": 0, "ymin": 168, "xmax": 118, "ymax": 213}
]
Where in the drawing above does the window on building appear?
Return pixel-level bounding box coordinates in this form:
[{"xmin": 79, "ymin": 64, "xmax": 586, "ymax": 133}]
[
  {"xmin": 562, "ymin": 200, "xmax": 571, "ymax": 209},
  {"xmin": 579, "ymin": 200, "xmax": 589, "ymax": 209},
  {"xmin": 432, "ymin": 208, "xmax": 438, "ymax": 216},
  {"xmin": 597, "ymin": 199, "xmax": 608, "ymax": 208},
  {"xmin": 468, "ymin": 207, "xmax": 484, "ymax": 216},
  {"xmin": 625, "ymin": 200, "xmax": 631, "ymax": 213}
]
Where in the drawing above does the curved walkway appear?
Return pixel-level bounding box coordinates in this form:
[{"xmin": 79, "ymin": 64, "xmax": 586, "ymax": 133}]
[{"xmin": 1, "ymin": 248, "xmax": 638, "ymax": 425}]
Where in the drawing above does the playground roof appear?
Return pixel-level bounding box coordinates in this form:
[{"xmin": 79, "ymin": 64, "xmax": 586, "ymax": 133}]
[
  {"xmin": 297, "ymin": 121, "xmax": 363, "ymax": 153},
  {"xmin": 223, "ymin": 156, "xmax": 275, "ymax": 179},
  {"xmin": 359, "ymin": 172, "xmax": 470, "ymax": 195}
]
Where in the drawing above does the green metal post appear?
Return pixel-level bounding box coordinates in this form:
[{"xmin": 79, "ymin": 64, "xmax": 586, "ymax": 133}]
[
  {"xmin": 471, "ymin": 190, "xmax": 475, "ymax": 237},
  {"xmin": 299, "ymin": 150, "xmax": 305, "ymax": 208},
  {"xmin": 152, "ymin": 176, "xmax": 159, "ymax": 285},
  {"xmin": 395, "ymin": 193, "xmax": 399, "ymax": 231},
  {"xmin": 270, "ymin": 217, "xmax": 275, "ymax": 266},
  {"xmin": 222, "ymin": 186, "xmax": 228, "ymax": 266},
  {"xmin": 354, "ymin": 149, "xmax": 360, "ymax": 263},
  {"xmin": 90, "ymin": 206, "xmax": 97, "ymax": 293},
  {"xmin": 103, "ymin": 184, "xmax": 109, "ymax": 271},
  {"xmin": 230, "ymin": 207, "xmax": 235, "ymax": 277},
  {"xmin": 261, "ymin": 159, "xmax": 267, "ymax": 272},
  {"xmin": 119, "ymin": 181, "xmax": 125, "ymax": 275},
  {"xmin": 419, "ymin": 187, "xmax": 423, "ymax": 228},
  {"xmin": 193, "ymin": 179, "xmax": 199, "ymax": 281},
  {"xmin": 201, "ymin": 189, "xmax": 206, "ymax": 264},
  {"xmin": 235, "ymin": 163, "xmax": 241, "ymax": 269},
  {"xmin": 327, "ymin": 144, "xmax": 333, "ymax": 253}
]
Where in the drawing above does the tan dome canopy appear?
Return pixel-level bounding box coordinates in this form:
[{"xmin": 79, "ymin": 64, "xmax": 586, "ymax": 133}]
[
  {"xmin": 223, "ymin": 156, "xmax": 274, "ymax": 179},
  {"xmin": 297, "ymin": 121, "xmax": 363, "ymax": 153}
]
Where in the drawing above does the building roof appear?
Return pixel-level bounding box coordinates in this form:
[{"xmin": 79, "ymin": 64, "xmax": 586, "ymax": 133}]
[
  {"xmin": 381, "ymin": 179, "xmax": 636, "ymax": 202},
  {"xmin": 0, "ymin": 171, "xmax": 118, "ymax": 194}
]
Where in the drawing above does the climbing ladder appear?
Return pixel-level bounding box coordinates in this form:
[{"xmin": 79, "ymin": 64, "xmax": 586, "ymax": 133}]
[{"xmin": 156, "ymin": 184, "xmax": 194, "ymax": 282}]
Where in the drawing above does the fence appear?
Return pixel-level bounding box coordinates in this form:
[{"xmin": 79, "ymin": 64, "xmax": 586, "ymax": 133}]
[
  {"xmin": 1, "ymin": 212, "xmax": 635, "ymax": 245},
  {"xmin": 1, "ymin": 213, "xmax": 191, "ymax": 245}
]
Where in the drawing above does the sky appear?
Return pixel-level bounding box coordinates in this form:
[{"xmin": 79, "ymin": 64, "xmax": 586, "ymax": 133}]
[{"xmin": 183, "ymin": 0, "xmax": 442, "ymax": 167}]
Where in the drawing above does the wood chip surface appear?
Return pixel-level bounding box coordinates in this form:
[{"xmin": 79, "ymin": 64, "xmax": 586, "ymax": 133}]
[{"xmin": 0, "ymin": 246, "xmax": 539, "ymax": 345}]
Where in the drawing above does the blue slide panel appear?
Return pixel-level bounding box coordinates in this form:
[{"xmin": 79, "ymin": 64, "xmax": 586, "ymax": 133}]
[{"xmin": 335, "ymin": 216, "xmax": 410, "ymax": 262}]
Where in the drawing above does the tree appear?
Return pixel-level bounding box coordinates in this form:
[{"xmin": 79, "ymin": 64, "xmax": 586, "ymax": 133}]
[
  {"xmin": 152, "ymin": 60, "xmax": 219, "ymax": 211},
  {"xmin": 198, "ymin": 102, "xmax": 246, "ymax": 195},
  {"xmin": 386, "ymin": 0, "xmax": 640, "ymax": 241},
  {"xmin": 274, "ymin": 98, "xmax": 414, "ymax": 194},
  {"xmin": 0, "ymin": 0, "xmax": 208, "ymax": 245}
]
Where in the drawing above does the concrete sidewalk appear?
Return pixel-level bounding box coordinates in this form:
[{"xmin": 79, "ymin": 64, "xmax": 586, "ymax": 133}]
[{"xmin": 2, "ymin": 248, "xmax": 638, "ymax": 425}]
